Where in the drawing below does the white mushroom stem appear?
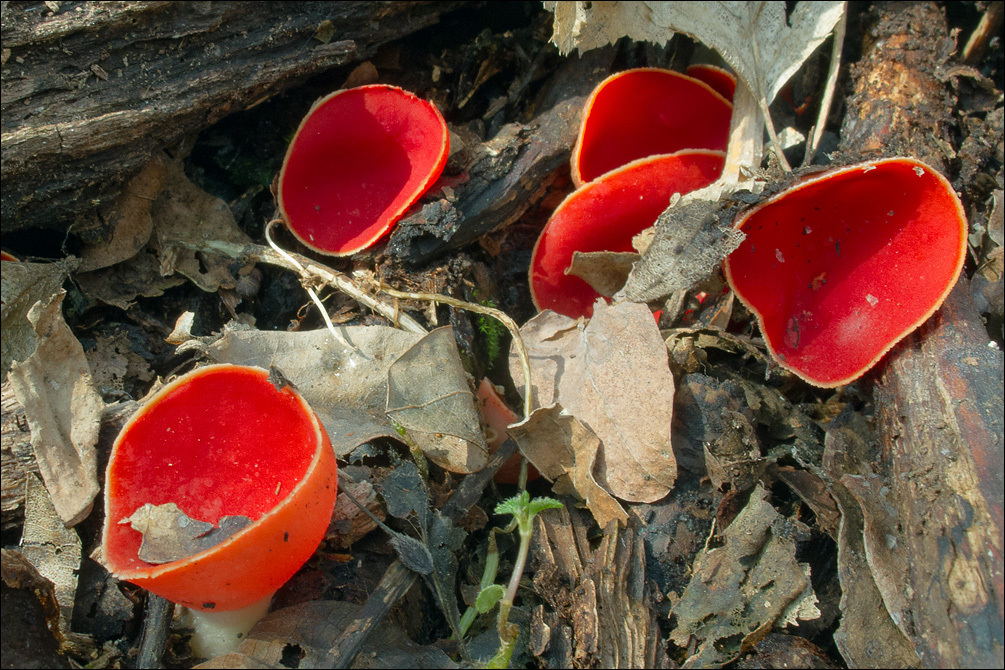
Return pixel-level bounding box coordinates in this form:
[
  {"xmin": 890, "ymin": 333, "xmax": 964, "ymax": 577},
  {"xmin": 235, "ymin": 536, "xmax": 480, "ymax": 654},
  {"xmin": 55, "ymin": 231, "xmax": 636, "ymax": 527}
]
[{"xmin": 182, "ymin": 592, "xmax": 274, "ymax": 659}]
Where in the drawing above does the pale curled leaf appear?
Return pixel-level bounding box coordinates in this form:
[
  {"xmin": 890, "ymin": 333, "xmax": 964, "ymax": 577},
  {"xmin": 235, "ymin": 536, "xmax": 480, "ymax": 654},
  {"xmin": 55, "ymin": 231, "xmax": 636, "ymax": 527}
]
[
  {"xmin": 507, "ymin": 406, "xmax": 628, "ymax": 528},
  {"xmin": 77, "ymin": 155, "xmax": 166, "ymax": 272},
  {"xmin": 509, "ymin": 301, "xmax": 676, "ymax": 503},
  {"xmin": 545, "ymin": 1, "xmax": 845, "ymax": 105},
  {"xmin": 21, "ymin": 474, "xmax": 82, "ymax": 626},
  {"xmin": 387, "ymin": 327, "xmax": 488, "ymax": 474},
  {"xmin": 7, "ymin": 290, "xmax": 101, "ymax": 526},
  {"xmin": 1, "ymin": 258, "xmax": 78, "ymax": 375}
]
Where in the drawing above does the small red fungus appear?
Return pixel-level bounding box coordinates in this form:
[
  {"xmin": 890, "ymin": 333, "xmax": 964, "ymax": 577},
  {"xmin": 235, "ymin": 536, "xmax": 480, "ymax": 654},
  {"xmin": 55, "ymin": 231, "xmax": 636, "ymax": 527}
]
[
  {"xmin": 0, "ymin": 251, "xmax": 18, "ymax": 262},
  {"xmin": 723, "ymin": 157, "xmax": 968, "ymax": 387},
  {"xmin": 684, "ymin": 64, "xmax": 737, "ymax": 102},
  {"xmin": 278, "ymin": 84, "xmax": 449, "ymax": 256},
  {"xmin": 571, "ymin": 68, "xmax": 732, "ymax": 186},
  {"xmin": 531, "ymin": 150, "xmax": 725, "ymax": 319},
  {"xmin": 102, "ymin": 364, "xmax": 337, "ymax": 653}
]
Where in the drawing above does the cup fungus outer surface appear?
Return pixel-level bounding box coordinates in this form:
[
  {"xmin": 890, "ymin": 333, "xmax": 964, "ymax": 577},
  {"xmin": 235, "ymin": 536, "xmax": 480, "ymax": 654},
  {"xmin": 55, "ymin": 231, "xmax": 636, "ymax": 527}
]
[
  {"xmin": 278, "ymin": 84, "xmax": 449, "ymax": 256},
  {"xmin": 571, "ymin": 67, "xmax": 732, "ymax": 187},
  {"xmin": 723, "ymin": 157, "xmax": 968, "ymax": 388},
  {"xmin": 531, "ymin": 150, "xmax": 725, "ymax": 320},
  {"xmin": 684, "ymin": 64, "xmax": 737, "ymax": 102},
  {"xmin": 102, "ymin": 364, "xmax": 338, "ymax": 612}
]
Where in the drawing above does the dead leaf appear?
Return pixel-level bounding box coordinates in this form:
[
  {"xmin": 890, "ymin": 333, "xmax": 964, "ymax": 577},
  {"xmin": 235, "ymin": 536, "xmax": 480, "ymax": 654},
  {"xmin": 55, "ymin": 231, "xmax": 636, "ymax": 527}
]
[
  {"xmin": 77, "ymin": 156, "xmax": 166, "ymax": 272},
  {"xmin": 618, "ymin": 182, "xmax": 746, "ymax": 304},
  {"xmin": 566, "ymin": 250, "xmax": 639, "ymax": 298},
  {"xmin": 544, "ymin": 1, "xmax": 845, "ymax": 105},
  {"xmin": 668, "ymin": 485, "xmax": 819, "ymax": 667},
  {"xmin": 386, "ymin": 327, "xmax": 488, "ymax": 474},
  {"xmin": 206, "ymin": 326, "xmax": 423, "ymax": 457},
  {"xmin": 75, "ymin": 246, "xmax": 185, "ymax": 310},
  {"xmin": 1, "ymin": 258, "xmax": 78, "ymax": 375},
  {"xmin": 20, "ymin": 474, "xmax": 81, "ymax": 629},
  {"xmin": 326, "ymin": 471, "xmax": 383, "ymax": 549},
  {"xmin": 120, "ymin": 502, "xmax": 252, "ymax": 565},
  {"xmin": 509, "ymin": 301, "xmax": 676, "ymax": 503},
  {"xmin": 7, "ymin": 290, "xmax": 101, "ymax": 526},
  {"xmin": 194, "ymin": 600, "xmax": 457, "ymax": 669},
  {"xmin": 153, "ymin": 157, "xmax": 253, "ymax": 293},
  {"xmin": 507, "ymin": 406, "xmax": 628, "ymax": 528}
]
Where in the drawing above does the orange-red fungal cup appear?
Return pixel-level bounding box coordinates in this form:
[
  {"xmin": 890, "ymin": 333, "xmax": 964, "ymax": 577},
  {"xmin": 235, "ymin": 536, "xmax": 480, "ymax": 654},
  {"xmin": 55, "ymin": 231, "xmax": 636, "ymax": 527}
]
[
  {"xmin": 724, "ymin": 158, "xmax": 968, "ymax": 387},
  {"xmin": 102, "ymin": 364, "xmax": 337, "ymax": 611}
]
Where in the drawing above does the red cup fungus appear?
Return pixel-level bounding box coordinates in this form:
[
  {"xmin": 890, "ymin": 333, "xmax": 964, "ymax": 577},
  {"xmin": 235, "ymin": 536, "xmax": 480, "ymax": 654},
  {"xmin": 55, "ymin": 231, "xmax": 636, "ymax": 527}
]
[
  {"xmin": 684, "ymin": 64, "xmax": 737, "ymax": 102},
  {"xmin": 278, "ymin": 84, "xmax": 449, "ymax": 256},
  {"xmin": 102, "ymin": 364, "xmax": 337, "ymax": 656},
  {"xmin": 0, "ymin": 251, "xmax": 18, "ymax": 262},
  {"xmin": 531, "ymin": 150, "xmax": 725, "ymax": 319},
  {"xmin": 571, "ymin": 68, "xmax": 732, "ymax": 186},
  {"xmin": 723, "ymin": 157, "xmax": 968, "ymax": 387}
]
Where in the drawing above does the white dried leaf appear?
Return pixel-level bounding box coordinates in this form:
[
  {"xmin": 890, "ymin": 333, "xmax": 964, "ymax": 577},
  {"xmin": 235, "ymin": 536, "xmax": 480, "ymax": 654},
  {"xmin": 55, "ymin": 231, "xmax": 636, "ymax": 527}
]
[{"xmin": 545, "ymin": 1, "xmax": 845, "ymax": 104}]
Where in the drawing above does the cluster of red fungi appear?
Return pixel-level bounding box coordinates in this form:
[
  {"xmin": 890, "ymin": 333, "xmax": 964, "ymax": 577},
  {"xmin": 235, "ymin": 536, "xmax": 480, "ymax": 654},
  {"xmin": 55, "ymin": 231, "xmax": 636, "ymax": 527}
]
[{"xmin": 95, "ymin": 65, "xmax": 968, "ymax": 653}]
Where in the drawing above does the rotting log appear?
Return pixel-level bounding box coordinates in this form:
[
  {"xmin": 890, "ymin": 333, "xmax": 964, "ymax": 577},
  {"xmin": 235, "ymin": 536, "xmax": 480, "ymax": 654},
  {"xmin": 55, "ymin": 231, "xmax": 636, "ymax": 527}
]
[
  {"xmin": 837, "ymin": 2, "xmax": 1005, "ymax": 667},
  {"xmin": 386, "ymin": 46, "xmax": 618, "ymax": 264},
  {"xmin": 1, "ymin": 1, "xmax": 465, "ymax": 238}
]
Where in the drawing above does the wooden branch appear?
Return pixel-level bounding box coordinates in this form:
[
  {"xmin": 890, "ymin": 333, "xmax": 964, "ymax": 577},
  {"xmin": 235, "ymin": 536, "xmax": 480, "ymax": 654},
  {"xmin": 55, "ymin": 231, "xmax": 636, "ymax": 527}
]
[
  {"xmin": 836, "ymin": 3, "xmax": 1005, "ymax": 667},
  {"xmin": 1, "ymin": 1, "xmax": 464, "ymax": 236}
]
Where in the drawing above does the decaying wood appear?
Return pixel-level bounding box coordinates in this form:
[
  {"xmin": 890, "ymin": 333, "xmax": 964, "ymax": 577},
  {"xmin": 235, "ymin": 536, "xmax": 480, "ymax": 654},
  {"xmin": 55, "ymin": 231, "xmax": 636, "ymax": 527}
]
[
  {"xmin": 1, "ymin": 1, "xmax": 464, "ymax": 236},
  {"xmin": 529, "ymin": 506, "xmax": 662, "ymax": 669},
  {"xmin": 385, "ymin": 46, "xmax": 618, "ymax": 264},
  {"xmin": 837, "ymin": 3, "xmax": 1005, "ymax": 667},
  {"xmin": 1, "ymin": 380, "xmax": 35, "ymax": 531}
]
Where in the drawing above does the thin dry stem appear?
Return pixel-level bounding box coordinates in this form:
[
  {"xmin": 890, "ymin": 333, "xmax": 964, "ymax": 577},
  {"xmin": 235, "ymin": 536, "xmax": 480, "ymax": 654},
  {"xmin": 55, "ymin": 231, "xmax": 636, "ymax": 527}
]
[{"xmin": 804, "ymin": 9, "xmax": 846, "ymax": 165}]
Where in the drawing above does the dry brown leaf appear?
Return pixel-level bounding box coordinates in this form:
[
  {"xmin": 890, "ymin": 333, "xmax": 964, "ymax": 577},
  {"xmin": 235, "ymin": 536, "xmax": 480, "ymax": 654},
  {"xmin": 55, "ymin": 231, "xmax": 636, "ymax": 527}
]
[
  {"xmin": 75, "ymin": 246, "xmax": 185, "ymax": 310},
  {"xmin": 1, "ymin": 258, "xmax": 78, "ymax": 375},
  {"xmin": 78, "ymin": 156, "xmax": 166, "ymax": 272},
  {"xmin": 544, "ymin": 1, "xmax": 844, "ymax": 105},
  {"xmin": 509, "ymin": 301, "xmax": 676, "ymax": 503},
  {"xmin": 20, "ymin": 474, "xmax": 81, "ymax": 629},
  {"xmin": 207, "ymin": 326, "xmax": 423, "ymax": 457},
  {"xmin": 120, "ymin": 502, "xmax": 252, "ymax": 564},
  {"xmin": 194, "ymin": 600, "xmax": 457, "ymax": 669},
  {"xmin": 566, "ymin": 250, "xmax": 638, "ymax": 298},
  {"xmin": 668, "ymin": 485, "xmax": 819, "ymax": 667},
  {"xmin": 153, "ymin": 157, "xmax": 253, "ymax": 293},
  {"xmin": 7, "ymin": 290, "xmax": 101, "ymax": 526},
  {"xmin": 507, "ymin": 405, "xmax": 627, "ymax": 528},
  {"xmin": 386, "ymin": 327, "xmax": 488, "ymax": 474}
]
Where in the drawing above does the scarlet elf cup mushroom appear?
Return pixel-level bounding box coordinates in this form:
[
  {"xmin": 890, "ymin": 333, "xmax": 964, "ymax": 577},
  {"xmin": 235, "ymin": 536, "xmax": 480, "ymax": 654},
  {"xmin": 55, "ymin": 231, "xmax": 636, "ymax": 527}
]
[
  {"xmin": 102, "ymin": 364, "xmax": 337, "ymax": 657},
  {"xmin": 278, "ymin": 84, "xmax": 449, "ymax": 255},
  {"xmin": 723, "ymin": 158, "xmax": 968, "ymax": 388},
  {"xmin": 571, "ymin": 67, "xmax": 732, "ymax": 187}
]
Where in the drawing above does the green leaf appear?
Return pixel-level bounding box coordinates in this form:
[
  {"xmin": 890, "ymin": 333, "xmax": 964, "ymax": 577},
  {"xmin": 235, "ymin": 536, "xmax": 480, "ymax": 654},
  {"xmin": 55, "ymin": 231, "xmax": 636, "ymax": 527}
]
[
  {"xmin": 475, "ymin": 584, "xmax": 505, "ymax": 613},
  {"xmin": 526, "ymin": 497, "xmax": 564, "ymax": 518},
  {"xmin": 494, "ymin": 490, "xmax": 530, "ymax": 518}
]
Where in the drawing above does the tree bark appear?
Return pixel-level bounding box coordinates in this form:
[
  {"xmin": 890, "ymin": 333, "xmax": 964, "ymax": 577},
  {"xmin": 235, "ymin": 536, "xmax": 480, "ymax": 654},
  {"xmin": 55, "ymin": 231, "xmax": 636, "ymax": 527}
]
[
  {"xmin": 1, "ymin": 1, "xmax": 464, "ymax": 237},
  {"xmin": 836, "ymin": 3, "xmax": 1004, "ymax": 667}
]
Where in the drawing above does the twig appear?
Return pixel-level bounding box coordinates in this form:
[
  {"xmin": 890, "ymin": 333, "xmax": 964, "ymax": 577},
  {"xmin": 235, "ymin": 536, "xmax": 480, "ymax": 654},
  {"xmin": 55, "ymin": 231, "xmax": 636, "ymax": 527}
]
[
  {"xmin": 804, "ymin": 9, "xmax": 846, "ymax": 165},
  {"xmin": 748, "ymin": 4, "xmax": 791, "ymax": 172},
  {"xmin": 136, "ymin": 594, "xmax": 173, "ymax": 669},
  {"xmin": 182, "ymin": 237, "xmax": 427, "ymax": 334},
  {"xmin": 264, "ymin": 221, "xmax": 362, "ymax": 355}
]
